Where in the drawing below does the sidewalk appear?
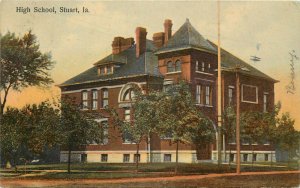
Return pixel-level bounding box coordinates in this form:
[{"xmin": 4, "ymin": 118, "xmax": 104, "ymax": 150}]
[{"xmin": 1, "ymin": 170, "xmax": 299, "ymax": 187}]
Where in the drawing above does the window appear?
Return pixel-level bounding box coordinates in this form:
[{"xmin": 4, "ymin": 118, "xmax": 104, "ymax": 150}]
[
  {"xmin": 205, "ymin": 86, "xmax": 212, "ymax": 106},
  {"xmin": 101, "ymin": 154, "xmax": 108, "ymax": 162},
  {"xmin": 100, "ymin": 67, "xmax": 105, "ymax": 75},
  {"xmin": 208, "ymin": 63, "xmax": 211, "ymax": 70},
  {"xmin": 253, "ymin": 153, "xmax": 257, "ymax": 162},
  {"xmin": 124, "ymin": 109, "xmax": 131, "ymax": 122},
  {"xmin": 243, "ymin": 154, "xmax": 248, "ymax": 162},
  {"xmin": 228, "ymin": 87, "xmax": 234, "ymax": 106},
  {"xmin": 123, "ymin": 88, "xmax": 135, "ymax": 101},
  {"xmin": 134, "ymin": 154, "xmax": 140, "ymax": 163},
  {"xmin": 82, "ymin": 91, "xmax": 88, "ymax": 109},
  {"xmin": 123, "ymin": 154, "xmax": 130, "ymax": 162},
  {"xmin": 92, "ymin": 90, "xmax": 98, "ymax": 110},
  {"xmin": 196, "ymin": 61, "xmax": 199, "ymax": 71},
  {"xmin": 263, "ymin": 93, "xmax": 268, "ymax": 112},
  {"xmin": 81, "ymin": 154, "xmax": 87, "ymax": 163},
  {"xmin": 264, "ymin": 154, "xmax": 269, "ymax": 161},
  {"xmin": 102, "ymin": 89, "xmax": 108, "ymax": 108},
  {"xmin": 196, "ymin": 85, "xmax": 202, "ymax": 104},
  {"xmin": 201, "ymin": 62, "xmax": 205, "ymax": 72},
  {"xmin": 230, "ymin": 154, "xmax": 234, "ymax": 162},
  {"xmin": 106, "ymin": 66, "xmax": 112, "ymax": 74},
  {"xmin": 242, "ymin": 84, "xmax": 258, "ymax": 103},
  {"xmin": 101, "ymin": 121, "xmax": 109, "ymax": 144},
  {"xmin": 175, "ymin": 60, "xmax": 181, "ymax": 72},
  {"xmin": 164, "ymin": 154, "xmax": 172, "ymax": 162},
  {"xmin": 167, "ymin": 61, "xmax": 174, "ymax": 73}
]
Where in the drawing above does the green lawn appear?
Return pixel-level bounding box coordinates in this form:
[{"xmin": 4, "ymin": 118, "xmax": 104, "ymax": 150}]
[{"xmin": 0, "ymin": 162, "xmax": 298, "ymax": 180}]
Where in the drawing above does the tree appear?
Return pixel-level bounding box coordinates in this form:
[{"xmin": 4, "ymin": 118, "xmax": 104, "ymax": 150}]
[
  {"xmin": 0, "ymin": 107, "xmax": 28, "ymax": 171},
  {"xmin": 276, "ymin": 112, "xmax": 299, "ymax": 166},
  {"xmin": 59, "ymin": 98, "xmax": 104, "ymax": 174},
  {"xmin": 0, "ymin": 31, "xmax": 54, "ymax": 119},
  {"xmin": 0, "ymin": 101, "xmax": 60, "ymax": 171},
  {"xmin": 222, "ymin": 106, "xmax": 236, "ymax": 166},
  {"xmin": 109, "ymin": 88, "xmax": 164, "ymax": 172},
  {"xmin": 156, "ymin": 81, "xmax": 214, "ymax": 174}
]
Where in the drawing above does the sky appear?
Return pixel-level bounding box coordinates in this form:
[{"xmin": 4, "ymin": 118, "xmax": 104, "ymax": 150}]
[{"xmin": 1, "ymin": 1, "xmax": 300, "ymax": 129}]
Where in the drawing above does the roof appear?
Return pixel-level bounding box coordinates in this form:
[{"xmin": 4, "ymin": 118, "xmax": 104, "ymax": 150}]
[
  {"xmin": 59, "ymin": 40, "xmax": 162, "ymax": 87},
  {"xmin": 208, "ymin": 41, "xmax": 278, "ymax": 82},
  {"xmin": 155, "ymin": 19, "xmax": 217, "ymax": 54},
  {"xmin": 60, "ymin": 19, "xmax": 277, "ymax": 87}
]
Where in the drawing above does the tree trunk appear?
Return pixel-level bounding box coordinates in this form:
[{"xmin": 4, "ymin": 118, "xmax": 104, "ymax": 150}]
[
  {"xmin": 135, "ymin": 143, "xmax": 140, "ymax": 173},
  {"xmin": 175, "ymin": 140, "xmax": 179, "ymax": 175},
  {"xmin": 67, "ymin": 146, "xmax": 71, "ymax": 174}
]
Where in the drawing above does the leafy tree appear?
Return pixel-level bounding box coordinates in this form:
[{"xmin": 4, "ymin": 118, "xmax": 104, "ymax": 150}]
[
  {"xmin": 0, "ymin": 31, "xmax": 54, "ymax": 119},
  {"xmin": 157, "ymin": 81, "xmax": 214, "ymax": 174},
  {"xmin": 222, "ymin": 106, "xmax": 236, "ymax": 165},
  {"xmin": 276, "ymin": 112, "xmax": 299, "ymax": 166},
  {"xmin": 59, "ymin": 98, "xmax": 104, "ymax": 174},
  {"xmin": 0, "ymin": 107, "xmax": 28, "ymax": 171},
  {"xmin": 0, "ymin": 101, "xmax": 60, "ymax": 171},
  {"xmin": 109, "ymin": 88, "xmax": 164, "ymax": 172}
]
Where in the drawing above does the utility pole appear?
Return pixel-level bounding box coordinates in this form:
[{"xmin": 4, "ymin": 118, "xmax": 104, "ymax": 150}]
[
  {"xmin": 235, "ymin": 66, "xmax": 241, "ymax": 174},
  {"xmin": 217, "ymin": 0, "xmax": 222, "ymax": 166}
]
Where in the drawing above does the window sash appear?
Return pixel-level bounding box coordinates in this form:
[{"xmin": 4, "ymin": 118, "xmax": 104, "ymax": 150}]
[
  {"xmin": 263, "ymin": 94, "xmax": 267, "ymax": 112},
  {"xmin": 167, "ymin": 62, "xmax": 174, "ymax": 72},
  {"xmin": 175, "ymin": 60, "xmax": 181, "ymax": 72},
  {"xmin": 123, "ymin": 154, "xmax": 130, "ymax": 162},
  {"xmin": 228, "ymin": 88, "xmax": 233, "ymax": 105},
  {"xmin": 196, "ymin": 85, "xmax": 201, "ymax": 104},
  {"xmin": 205, "ymin": 86, "xmax": 210, "ymax": 105}
]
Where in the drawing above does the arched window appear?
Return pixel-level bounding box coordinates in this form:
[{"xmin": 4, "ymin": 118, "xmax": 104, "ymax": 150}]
[
  {"xmin": 102, "ymin": 88, "xmax": 108, "ymax": 108},
  {"xmin": 123, "ymin": 88, "xmax": 135, "ymax": 101},
  {"xmin": 167, "ymin": 61, "xmax": 174, "ymax": 72},
  {"xmin": 175, "ymin": 60, "xmax": 181, "ymax": 72}
]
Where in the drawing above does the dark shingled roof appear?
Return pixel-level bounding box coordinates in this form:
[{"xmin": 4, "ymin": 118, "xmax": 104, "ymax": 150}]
[
  {"xmin": 60, "ymin": 19, "xmax": 277, "ymax": 87},
  {"xmin": 208, "ymin": 41, "xmax": 278, "ymax": 82},
  {"xmin": 155, "ymin": 18, "xmax": 217, "ymax": 54},
  {"xmin": 59, "ymin": 40, "xmax": 161, "ymax": 87}
]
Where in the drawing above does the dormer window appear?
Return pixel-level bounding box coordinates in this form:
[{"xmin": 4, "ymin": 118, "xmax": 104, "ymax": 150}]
[{"xmin": 98, "ymin": 65, "xmax": 114, "ymax": 76}]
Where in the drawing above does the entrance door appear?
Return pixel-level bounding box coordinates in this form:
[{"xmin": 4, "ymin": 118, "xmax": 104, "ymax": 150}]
[
  {"xmin": 81, "ymin": 154, "xmax": 87, "ymax": 163},
  {"xmin": 196, "ymin": 144, "xmax": 211, "ymax": 160}
]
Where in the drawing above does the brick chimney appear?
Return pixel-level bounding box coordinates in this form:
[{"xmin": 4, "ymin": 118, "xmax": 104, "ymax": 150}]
[
  {"xmin": 112, "ymin": 37, "xmax": 134, "ymax": 55},
  {"xmin": 152, "ymin": 32, "xmax": 165, "ymax": 48},
  {"xmin": 135, "ymin": 27, "xmax": 147, "ymax": 58},
  {"xmin": 164, "ymin": 19, "xmax": 172, "ymax": 43}
]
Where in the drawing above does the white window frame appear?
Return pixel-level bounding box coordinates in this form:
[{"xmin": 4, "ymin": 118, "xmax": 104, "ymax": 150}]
[
  {"xmin": 82, "ymin": 91, "xmax": 88, "ymax": 110},
  {"xmin": 101, "ymin": 89, "xmax": 109, "ymax": 108},
  {"xmin": 228, "ymin": 86, "xmax": 234, "ymax": 106},
  {"xmin": 196, "ymin": 85, "xmax": 202, "ymax": 104},
  {"xmin": 92, "ymin": 90, "xmax": 98, "ymax": 110},
  {"xmin": 205, "ymin": 86, "xmax": 211, "ymax": 106},
  {"xmin": 201, "ymin": 62, "xmax": 205, "ymax": 72},
  {"xmin": 263, "ymin": 92, "xmax": 268, "ymax": 112},
  {"xmin": 241, "ymin": 84, "xmax": 258, "ymax": 104}
]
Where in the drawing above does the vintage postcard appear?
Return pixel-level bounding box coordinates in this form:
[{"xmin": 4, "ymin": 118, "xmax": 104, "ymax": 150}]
[{"xmin": 0, "ymin": 0, "xmax": 299, "ymax": 187}]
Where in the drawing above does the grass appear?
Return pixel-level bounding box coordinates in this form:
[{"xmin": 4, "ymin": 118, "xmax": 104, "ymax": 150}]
[{"xmin": 0, "ymin": 162, "xmax": 298, "ymax": 180}]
